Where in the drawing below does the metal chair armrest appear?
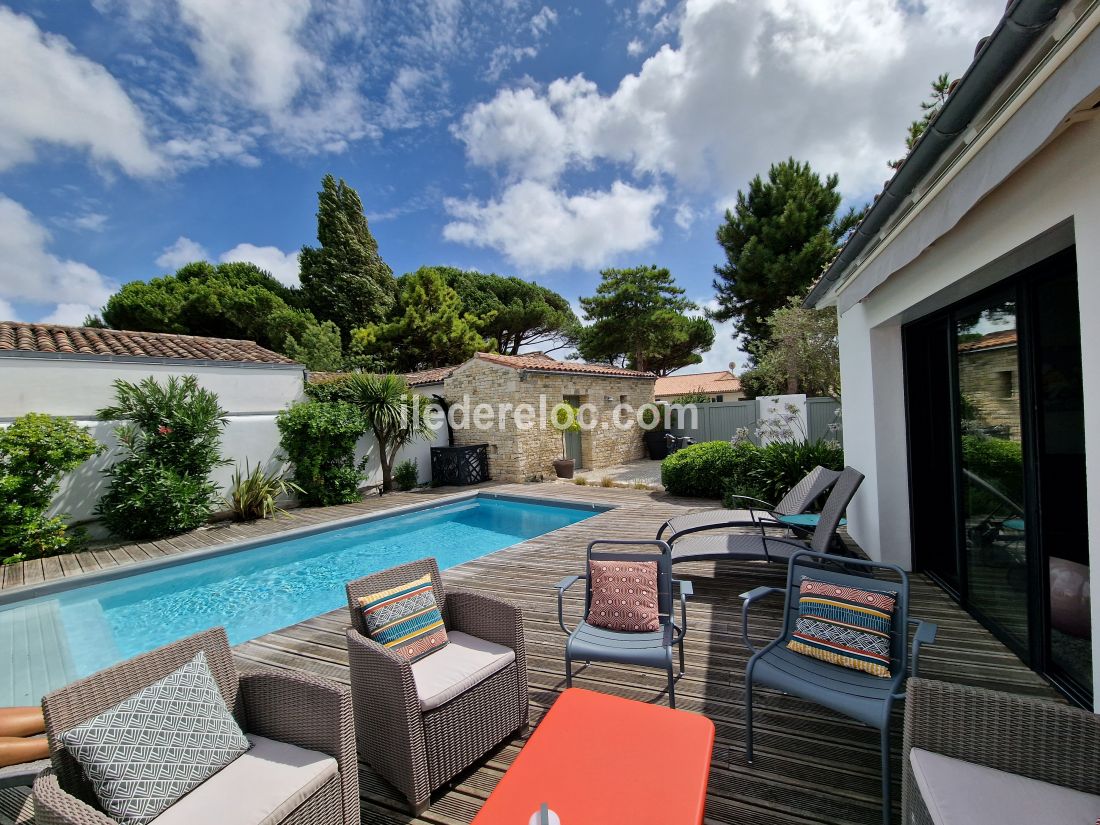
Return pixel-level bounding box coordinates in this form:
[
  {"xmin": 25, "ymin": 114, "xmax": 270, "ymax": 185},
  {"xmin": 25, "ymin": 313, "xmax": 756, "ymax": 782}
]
[
  {"xmin": 555, "ymin": 574, "xmax": 585, "ymax": 633},
  {"xmin": 909, "ymin": 619, "xmax": 938, "ymax": 677},
  {"xmin": 739, "ymin": 586, "xmax": 784, "ymax": 653},
  {"xmin": 674, "ymin": 579, "xmax": 693, "ymax": 635}
]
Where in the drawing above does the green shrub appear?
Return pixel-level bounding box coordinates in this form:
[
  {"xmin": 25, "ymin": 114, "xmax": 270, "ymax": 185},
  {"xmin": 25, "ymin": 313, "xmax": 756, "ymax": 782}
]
[
  {"xmin": 744, "ymin": 440, "xmax": 845, "ymax": 505},
  {"xmin": 96, "ymin": 376, "xmax": 228, "ymax": 540},
  {"xmin": 961, "ymin": 434, "xmax": 1023, "ymax": 514},
  {"xmin": 393, "ymin": 459, "xmax": 419, "ymax": 492},
  {"xmin": 223, "ymin": 461, "xmax": 304, "ymax": 521},
  {"xmin": 0, "ymin": 413, "xmax": 103, "ymax": 564},
  {"xmin": 277, "ymin": 401, "xmax": 367, "ymax": 506},
  {"xmin": 961, "ymin": 435, "xmax": 1022, "ymax": 492},
  {"xmin": 661, "ymin": 441, "xmax": 743, "ymax": 498}
]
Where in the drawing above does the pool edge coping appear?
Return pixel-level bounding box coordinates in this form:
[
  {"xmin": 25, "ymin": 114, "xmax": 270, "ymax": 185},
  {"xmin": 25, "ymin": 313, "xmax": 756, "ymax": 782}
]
[{"xmin": 0, "ymin": 490, "xmax": 615, "ymax": 607}]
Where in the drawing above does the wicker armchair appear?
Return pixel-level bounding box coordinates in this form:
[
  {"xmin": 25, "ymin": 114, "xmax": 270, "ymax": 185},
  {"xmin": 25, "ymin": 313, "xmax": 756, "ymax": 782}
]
[
  {"xmin": 346, "ymin": 557, "xmax": 528, "ymax": 815},
  {"xmin": 32, "ymin": 627, "xmax": 357, "ymax": 825},
  {"xmin": 902, "ymin": 678, "xmax": 1100, "ymax": 824}
]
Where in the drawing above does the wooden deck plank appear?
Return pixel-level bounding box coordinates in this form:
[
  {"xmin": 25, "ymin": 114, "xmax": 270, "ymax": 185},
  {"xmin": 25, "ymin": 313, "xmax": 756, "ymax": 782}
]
[{"xmin": 0, "ymin": 483, "xmax": 1064, "ymax": 825}]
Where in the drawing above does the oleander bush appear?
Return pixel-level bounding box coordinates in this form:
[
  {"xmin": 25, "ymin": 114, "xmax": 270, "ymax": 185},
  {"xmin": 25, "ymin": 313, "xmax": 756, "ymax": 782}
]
[
  {"xmin": 277, "ymin": 401, "xmax": 367, "ymax": 505},
  {"xmin": 393, "ymin": 459, "xmax": 419, "ymax": 492},
  {"xmin": 96, "ymin": 376, "xmax": 228, "ymax": 540},
  {"xmin": 0, "ymin": 413, "xmax": 103, "ymax": 564}
]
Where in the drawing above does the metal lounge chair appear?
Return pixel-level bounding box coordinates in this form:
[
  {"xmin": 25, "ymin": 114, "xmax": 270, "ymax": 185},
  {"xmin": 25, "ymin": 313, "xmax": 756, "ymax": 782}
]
[
  {"xmin": 555, "ymin": 540, "xmax": 692, "ymax": 708},
  {"xmin": 656, "ymin": 465, "xmax": 842, "ymax": 541},
  {"xmin": 740, "ymin": 550, "xmax": 937, "ymax": 825},
  {"xmin": 668, "ymin": 466, "xmax": 863, "ymax": 566}
]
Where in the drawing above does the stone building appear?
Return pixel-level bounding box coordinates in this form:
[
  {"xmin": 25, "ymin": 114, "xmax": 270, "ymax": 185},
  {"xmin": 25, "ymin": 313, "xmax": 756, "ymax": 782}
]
[
  {"xmin": 957, "ymin": 329, "xmax": 1021, "ymax": 440},
  {"xmin": 442, "ymin": 352, "xmax": 656, "ymax": 482}
]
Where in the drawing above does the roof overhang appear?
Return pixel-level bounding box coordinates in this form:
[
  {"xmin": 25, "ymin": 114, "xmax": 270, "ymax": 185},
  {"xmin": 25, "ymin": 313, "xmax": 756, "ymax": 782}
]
[{"xmin": 807, "ymin": 0, "xmax": 1097, "ymax": 313}]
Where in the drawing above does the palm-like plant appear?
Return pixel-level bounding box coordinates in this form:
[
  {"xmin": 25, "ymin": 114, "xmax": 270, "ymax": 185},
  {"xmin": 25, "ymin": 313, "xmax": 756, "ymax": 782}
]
[
  {"xmin": 223, "ymin": 461, "xmax": 304, "ymax": 521},
  {"xmin": 343, "ymin": 374, "xmax": 434, "ymax": 492}
]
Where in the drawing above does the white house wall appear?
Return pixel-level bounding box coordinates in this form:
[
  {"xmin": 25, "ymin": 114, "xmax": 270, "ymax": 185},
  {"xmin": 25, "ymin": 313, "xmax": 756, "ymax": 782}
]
[{"xmin": 836, "ymin": 117, "xmax": 1100, "ymax": 701}]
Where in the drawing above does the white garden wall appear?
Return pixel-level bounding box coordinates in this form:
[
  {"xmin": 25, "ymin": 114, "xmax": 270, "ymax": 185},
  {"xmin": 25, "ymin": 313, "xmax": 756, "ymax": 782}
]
[{"xmin": 0, "ymin": 358, "xmax": 446, "ymax": 529}]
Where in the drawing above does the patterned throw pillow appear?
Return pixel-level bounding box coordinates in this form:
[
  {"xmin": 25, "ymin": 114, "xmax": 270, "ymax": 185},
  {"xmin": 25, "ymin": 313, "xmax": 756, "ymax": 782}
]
[
  {"xmin": 358, "ymin": 574, "xmax": 449, "ymax": 662},
  {"xmin": 61, "ymin": 651, "xmax": 250, "ymax": 825},
  {"xmin": 586, "ymin": 560, "xmax": 660, "ymax": 632},
  {"xmin": 787, "ymin": 577, "xmax": 898, "ymax": 678}
]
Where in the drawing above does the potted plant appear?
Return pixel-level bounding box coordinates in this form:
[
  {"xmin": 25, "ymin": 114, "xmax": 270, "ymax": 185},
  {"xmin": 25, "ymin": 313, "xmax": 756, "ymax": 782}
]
[{"xmin": 550, "ymin": 402, "xmax": 581, "ymax": 479}]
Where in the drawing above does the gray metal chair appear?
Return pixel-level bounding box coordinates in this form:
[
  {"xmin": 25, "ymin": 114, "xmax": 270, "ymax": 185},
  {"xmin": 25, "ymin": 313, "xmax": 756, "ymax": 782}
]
[
  {"xmin": 657, "ymin": 464, "xmax": 842, "ymax": 540},
  {"xmin": 740, "ymin": 550, "xmax": 937, "ymax": 825},
  {"xmin": 555, "ymin": 540, "xmax": 692, "ymax": 708},
  {"xmin": 669, "ymin": 466, "xmax": 863, "ymax": 566}
]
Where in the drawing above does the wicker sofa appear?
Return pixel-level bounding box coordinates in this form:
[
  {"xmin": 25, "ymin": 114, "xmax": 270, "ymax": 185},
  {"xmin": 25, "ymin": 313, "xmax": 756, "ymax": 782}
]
[
  {"xmin": 32, "ymin": 627, "xmax": 358, "ymax": 825},
  {"xmin": 346, "ymin": 558, "xmax": 528, "ymax": 814},
  {"xmin": 902, "ymin": 678, "xmax": 1100, "ymax": 824}
]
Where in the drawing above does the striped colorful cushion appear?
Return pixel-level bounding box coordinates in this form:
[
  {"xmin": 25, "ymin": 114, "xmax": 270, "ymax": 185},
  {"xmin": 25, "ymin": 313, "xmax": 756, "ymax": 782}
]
[
  {"xmin": 358, "ymin": 575, "xmax": 449, "ymax": 662},
  {"xmin": 787, "ymin": 577, "xmax": 897, "ymax": 678}
]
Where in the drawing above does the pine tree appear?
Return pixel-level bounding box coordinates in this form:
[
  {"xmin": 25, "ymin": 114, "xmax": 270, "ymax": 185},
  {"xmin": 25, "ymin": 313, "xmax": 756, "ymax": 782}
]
[
  {"xmin": 889, "ymin": 72, "xmax": 953, "ymax": 170},
  {"xmin": 349, "ymin": 267, "xmax": 491, "ymax": 371},
  {"xmin": 283, "ymin": 320, "xmax": 344, "ymax": 372},
  {"xmin": 299, "ymin": 175, "xmax": 396, "ymax": 344},
  {"xmin": 577, "ymin": 265, "xmax": 714, "ymax": 375},
  {"xmin": 711, "ymin": 158, "xmax": 859, "ymax": 351}
]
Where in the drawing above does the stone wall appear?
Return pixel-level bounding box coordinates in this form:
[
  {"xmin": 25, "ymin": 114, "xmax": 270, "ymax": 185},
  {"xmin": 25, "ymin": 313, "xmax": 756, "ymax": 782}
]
[
  {"xmin": 958, "ymin": 344, "xmax": 1021, "ymax": 440},
  {"xmin": 442, "ymin": 359, "xmax": 655, "ymax": 481}
]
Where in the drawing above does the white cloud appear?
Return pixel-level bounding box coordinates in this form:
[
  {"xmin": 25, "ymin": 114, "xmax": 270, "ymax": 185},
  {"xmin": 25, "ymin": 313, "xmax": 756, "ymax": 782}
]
[
  {"xmin": 442, "ymin": 180, "xmax": 665, "ymax": 273},
  {"xmin": 219, "ymin": 243, "xmax": 300, "ymax": 286},
  {"xmin": 55, "ymin": 211, "xmax": 110, "ymax": 233},
  {"xmin": 673, "ymin": 203, "xmax": 696, "ymax": 230},
  {"xmin": 455, "ymin": 0, "xmax": 1001, "ymax": 199},
  {"xmin": 529, "ymin": 6, "xmax": 557, "ymax": 37},
  {"xmin": 0, "ymin": 297, "xmax": 15, "ymax": 321},
  {"xmin": 0, "ymin": 196, "xmax": 117, "ymax": 320},
  {"xmin": 38, "ymin": 303, "xmax": 99, "ymax": 326},
  {"xmin": 627, "ymin": 38, "xmax": 645, "ymax": 57},
  {"xmin": 638, "ymin": 0, "xmax": 666, "ymax": 16},
  {"xmin": 691, "ymin": 298, "xmax": 748, "ymax": 375},
  {"xmin": 0, "ymin": 7, "xmax": 162, "ymax": 176},
  {"xmin": 155, "ymin": 236, "xmax": 209, "ymax": 269}
]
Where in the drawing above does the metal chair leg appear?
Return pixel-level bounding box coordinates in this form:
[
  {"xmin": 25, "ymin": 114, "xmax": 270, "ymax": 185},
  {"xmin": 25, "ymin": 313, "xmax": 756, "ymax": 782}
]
[
  {"xmin": 745, "ymin": 674, "xmax": 755, "ymax": 764},
  {"xmin": 880, "ymin": 724, "xmax": 891, "ymax": 825},
  {"xmin": 678, "ymin": 639, "xmax": 685, "ymax": 675},
  {"xmin": 667, "ymin": 664, "xmax": 676, "ymax": 709},
  {"xmin": 565, "ymin": 649, "xmax": 573, "ymax": 688}
]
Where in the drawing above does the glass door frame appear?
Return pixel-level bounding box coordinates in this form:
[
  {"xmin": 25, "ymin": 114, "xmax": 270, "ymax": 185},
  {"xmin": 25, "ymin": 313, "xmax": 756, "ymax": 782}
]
[{"xmin": 902, "ymin": 247, "xmax": 1090, "ymax": 707}]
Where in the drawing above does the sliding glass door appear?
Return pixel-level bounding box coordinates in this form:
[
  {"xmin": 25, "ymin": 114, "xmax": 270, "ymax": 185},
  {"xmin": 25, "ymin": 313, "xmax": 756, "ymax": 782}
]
[{"xmin": 904, "ymin": 247, "xmax": 1090, "ymax": 705}]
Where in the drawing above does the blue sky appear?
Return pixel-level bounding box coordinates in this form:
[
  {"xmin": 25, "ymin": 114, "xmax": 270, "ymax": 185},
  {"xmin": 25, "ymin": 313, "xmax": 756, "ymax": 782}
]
[{"xmin": 0, "ymin": 0, "xmax": 1001, "ymax": 371}]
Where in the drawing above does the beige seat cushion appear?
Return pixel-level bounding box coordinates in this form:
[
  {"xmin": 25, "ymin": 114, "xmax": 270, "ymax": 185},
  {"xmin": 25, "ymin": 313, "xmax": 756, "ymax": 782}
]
[
  {"xmin": 411, "ymin": 630, "xmax": 515, "ymax": 711},
  {"xmin": 152, "ymin": 735, "xmax": 336, "ymax": 825},
  {"xmin": 909, "ymin": 747, "xmax": 1100, "ymax": 825}
]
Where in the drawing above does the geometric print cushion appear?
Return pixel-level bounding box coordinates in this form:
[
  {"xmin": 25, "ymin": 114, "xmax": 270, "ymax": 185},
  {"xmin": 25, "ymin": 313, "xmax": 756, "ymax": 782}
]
[
  {"xmin": 787, "ymin": 577, "xmax": 897, "ymax": 678},
  {"xmin": 585, "ymin": 560, "xmax": 661, "ymax": 632},
  {"xmin": 358, "ymin": 574, "xmax": 449, "ymax": 663},
  {"xmin": 60, "ymin": 651, "xmax": 250, "ymax": 825}
]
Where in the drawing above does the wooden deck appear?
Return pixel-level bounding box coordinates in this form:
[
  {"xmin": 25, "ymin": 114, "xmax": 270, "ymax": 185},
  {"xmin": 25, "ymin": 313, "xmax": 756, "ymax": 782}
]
[{"xmin": 0, "ymin": 483, "xmax": 1061, "ymax": 825}]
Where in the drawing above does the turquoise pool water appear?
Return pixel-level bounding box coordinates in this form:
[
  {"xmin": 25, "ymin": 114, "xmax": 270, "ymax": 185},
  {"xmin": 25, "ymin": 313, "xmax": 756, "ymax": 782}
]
[{"xmin": 0, "ymin": 495, "xmax": 599, "ymax": 706}]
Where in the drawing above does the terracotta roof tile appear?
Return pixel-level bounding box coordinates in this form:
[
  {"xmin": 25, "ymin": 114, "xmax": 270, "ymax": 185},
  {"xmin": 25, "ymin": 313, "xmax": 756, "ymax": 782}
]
[
  {"xmin": 473, "ymin": 351, "xmax": 655, "ymax": 378},
  {"xmin": 403, "ymin": 366, "xmax": 455, "ymax": 386},
  {"xmin": 958, "ymin": 329, "xmax": 1017, "ymax": 352},
  {"xmin": 654, "ymin": 370, "xmax": 741, "ymax": 397},
  {"xmin": 0, "ymin": 321, "xmax": 298, "ymax": 366}
]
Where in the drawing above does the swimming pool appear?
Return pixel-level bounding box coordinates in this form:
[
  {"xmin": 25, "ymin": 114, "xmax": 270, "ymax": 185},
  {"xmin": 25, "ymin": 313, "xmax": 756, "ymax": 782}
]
[{"xmin": 0, "ymin": 493, "xmax": 604, "ymax": 706}]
